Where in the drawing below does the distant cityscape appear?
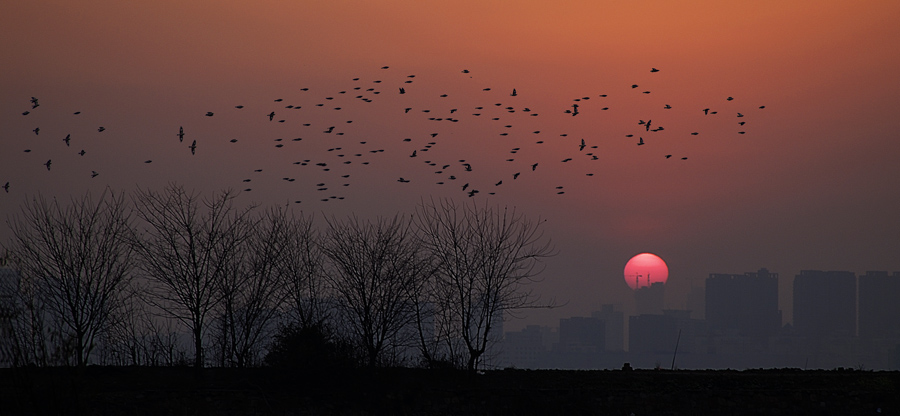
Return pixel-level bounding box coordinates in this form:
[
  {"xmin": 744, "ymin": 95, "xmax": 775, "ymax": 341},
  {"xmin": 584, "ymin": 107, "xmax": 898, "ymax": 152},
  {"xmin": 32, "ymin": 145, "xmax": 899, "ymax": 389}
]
[{"xmin": 500, "ymin": 269, "xmax": 900, "ymax": 370}]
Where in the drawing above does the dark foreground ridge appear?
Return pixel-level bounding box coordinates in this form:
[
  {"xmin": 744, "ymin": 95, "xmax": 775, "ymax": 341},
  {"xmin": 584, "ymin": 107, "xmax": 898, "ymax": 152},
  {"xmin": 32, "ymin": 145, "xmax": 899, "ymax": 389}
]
[{"xmin": 0, "ymin": 367, "xmax": 897, "ymax": 415}]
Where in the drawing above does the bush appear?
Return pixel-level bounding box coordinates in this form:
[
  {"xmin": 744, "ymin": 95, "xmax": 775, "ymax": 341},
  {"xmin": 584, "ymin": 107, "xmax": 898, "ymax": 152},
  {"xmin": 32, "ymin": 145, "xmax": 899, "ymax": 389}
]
[{"xmin": 264, "ymin": 323, "xmax": 358, "ymax": 370}]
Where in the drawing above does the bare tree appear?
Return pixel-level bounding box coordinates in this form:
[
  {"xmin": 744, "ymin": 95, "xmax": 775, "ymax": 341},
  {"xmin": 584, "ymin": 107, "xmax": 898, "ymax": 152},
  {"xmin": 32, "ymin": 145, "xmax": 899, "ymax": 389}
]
[
  {"xmin": 273, "ymin": 211, "xmax": 327, "ymax": 330},
  {"xmin": 320, "ymin": 214, "xmax": 428, "ymax": 367},
  {"xmin": 414, "ymin": 198, "xmax": 554, "ymax": 371},
  {"xmin": 215, "ymin": 207, "xmax": 297, "ymax": 367},
  {"xmin": 3, "ymin": 189, "xmax": 136, "ymax": 366},
  {"xmin": 131, "ymin": 184, "xmax": 254, "ymax": 368}
]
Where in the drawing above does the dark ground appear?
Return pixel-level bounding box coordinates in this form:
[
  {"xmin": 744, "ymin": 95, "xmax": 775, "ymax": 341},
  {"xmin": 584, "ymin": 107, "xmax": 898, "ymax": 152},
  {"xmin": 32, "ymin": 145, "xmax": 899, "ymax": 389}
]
[{"xmin": 0, "ymin": 366, "xmax": 897, "ymax": 415}]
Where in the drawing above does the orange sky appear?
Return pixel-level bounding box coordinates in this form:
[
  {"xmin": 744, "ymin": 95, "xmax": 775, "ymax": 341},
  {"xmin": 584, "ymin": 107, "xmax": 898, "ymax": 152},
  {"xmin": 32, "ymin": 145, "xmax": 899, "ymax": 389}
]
[{"xmin": 3, "ymin": 0, "xmax": 900, "ymax": 328}]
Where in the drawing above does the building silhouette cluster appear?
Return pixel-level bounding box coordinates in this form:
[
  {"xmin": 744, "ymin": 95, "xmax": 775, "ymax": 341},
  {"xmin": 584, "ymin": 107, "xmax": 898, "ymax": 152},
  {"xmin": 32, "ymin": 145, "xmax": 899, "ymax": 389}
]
[{"xmin": 501, "ymin": 268, "xmax": 900, "ymax": 370}]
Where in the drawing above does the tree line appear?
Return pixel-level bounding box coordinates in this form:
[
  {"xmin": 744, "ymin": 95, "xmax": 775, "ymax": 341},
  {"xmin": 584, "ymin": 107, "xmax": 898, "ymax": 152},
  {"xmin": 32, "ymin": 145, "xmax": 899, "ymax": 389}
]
[{"xmin": 0, "ymin": 184, "xmax": 553, "ymax": 371}]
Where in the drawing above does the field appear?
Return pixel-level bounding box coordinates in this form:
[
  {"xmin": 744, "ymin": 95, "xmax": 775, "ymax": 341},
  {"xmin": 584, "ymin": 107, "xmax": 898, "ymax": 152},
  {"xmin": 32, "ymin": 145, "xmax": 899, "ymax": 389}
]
[{"xmin": 0, "ymin": 366, "xmax": 897, "ymax": 415}]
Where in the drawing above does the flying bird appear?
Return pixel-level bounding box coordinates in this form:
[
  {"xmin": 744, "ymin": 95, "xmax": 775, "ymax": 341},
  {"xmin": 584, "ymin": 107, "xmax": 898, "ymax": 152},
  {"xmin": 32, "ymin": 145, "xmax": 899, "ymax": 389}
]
[
  {"xmin": 268, "ymin": 111, "xmax": 275, "ymax": 121},
  {"xmin": 2, "ymin": 182, "xmax": 8, "ymax": 193},
  {"xmin": 64, "ymin": 134, "xmax": 71, "ymax": 146},
  {"xmin": 205, "ymin": 112, "xmax": 214, "ymax": 117},
  {"xmin": 190, "ymin": 140, "xmax": 197, "ymax": 155},
  {"xmin": 98, "ymin": 127, "xmax": 105, "ymax": 132},
  {"xmin": 177, "ymin": 126, "xmax": 184, "ymax": 142},
  {"xmin": 650, "ymin": 67, "xmax": 660, "ymax": 72},
  {"xmin": 638, "ymin": 137, "xmax": 645, "ymax": 146},
  {"xmin": 33, "ymin": 127, "xmax": 39, "ymax": 135},
  {"xmin": 91, "ymin": 171, "xmax": 99, "ymax": 178},
  {"xmin": 44, "ymin": 160, "xmax": 51, "ymax": 170},
  {"xmin": 511, "ymin": 88, "xmax": 517, "ymax": 96}
]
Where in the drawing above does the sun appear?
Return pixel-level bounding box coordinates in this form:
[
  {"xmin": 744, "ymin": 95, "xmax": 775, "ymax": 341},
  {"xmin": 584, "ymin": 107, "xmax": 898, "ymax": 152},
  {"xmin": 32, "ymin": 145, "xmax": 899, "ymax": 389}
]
[{"xmin": 623, "ymin": 253, "xmax": 669, "ymax": 290}]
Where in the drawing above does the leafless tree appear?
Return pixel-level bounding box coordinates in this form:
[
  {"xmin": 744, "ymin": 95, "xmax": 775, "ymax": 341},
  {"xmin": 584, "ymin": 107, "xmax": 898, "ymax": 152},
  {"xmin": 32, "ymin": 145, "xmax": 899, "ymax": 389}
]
[
  {"xmin": 3, "ymin": 189, "xmax": 136, "ymax": 366},
  {"xmin": 272, "ymin": 211, "xmax": 327, "ymax": 330},
  {"xmin": 413, "ymin": 198, "xmax": 554, "ymax": 371},
  {"xmin": 214, "ymin": 207, "xmax": 299, "ymax": 367},
  {"xmin": 131, "ymin": 184, "xmax": 254, "ymax": 368},
  {"xmin": 320, "ymin": 214, "xmax": 429, "ymax": 367}
]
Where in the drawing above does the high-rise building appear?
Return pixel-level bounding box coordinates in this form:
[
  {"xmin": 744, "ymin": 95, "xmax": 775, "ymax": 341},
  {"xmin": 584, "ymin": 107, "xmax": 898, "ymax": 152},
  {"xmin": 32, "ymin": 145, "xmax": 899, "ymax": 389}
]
[
  {"xmin": 634, "ymin": 281, "xmax": 665, "ymax": 315},
  {"xmin": 858, "ymin": 271, "xmax": 900, "ymax": 340},
  {"xmin": 793, "ymin": 270, "xmax": 856, "ymax": 338},
  {"xmin": 705, "ymin": 268, "xmax": 781, "ymax": 338},
  {"xmin": 591, "ymin": 304, "xmax": 624, "ymax": 352},
  {"xmin": 557, "ymin": 316, "xmax": 605, "ymax": 353}
]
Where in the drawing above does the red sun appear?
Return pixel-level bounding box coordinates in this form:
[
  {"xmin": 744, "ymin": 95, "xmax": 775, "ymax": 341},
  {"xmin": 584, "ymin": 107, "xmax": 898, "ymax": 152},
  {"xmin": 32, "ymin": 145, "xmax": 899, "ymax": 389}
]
[{"xmin": 623, "ymin": 253, "xmax": 669, "ymax": 290}]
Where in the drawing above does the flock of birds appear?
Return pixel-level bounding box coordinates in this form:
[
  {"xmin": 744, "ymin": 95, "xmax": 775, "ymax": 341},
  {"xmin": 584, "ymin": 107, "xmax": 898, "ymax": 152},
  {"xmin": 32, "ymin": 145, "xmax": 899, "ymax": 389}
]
[{"xmin": 6, "ymin": 66, "xmax": 766, "ymax": 204}]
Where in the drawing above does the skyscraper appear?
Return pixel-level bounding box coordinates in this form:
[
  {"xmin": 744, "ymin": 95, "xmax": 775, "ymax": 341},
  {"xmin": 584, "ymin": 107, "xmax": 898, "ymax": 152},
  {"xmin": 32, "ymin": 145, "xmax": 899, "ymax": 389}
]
[
  {"xmin": 793, "ymin": 270, "xmax": 856, "ymax": 338},
  {"xmin": 858, "ymin": 271, "xmax": 900, "ymax": 340},
  {"xmin": 705, "ymin": 268, "xmax": 781, "ymax": 338},
  {"xmin": 634, "ymin": 281, "xmax": 665, "ymax": 315}
]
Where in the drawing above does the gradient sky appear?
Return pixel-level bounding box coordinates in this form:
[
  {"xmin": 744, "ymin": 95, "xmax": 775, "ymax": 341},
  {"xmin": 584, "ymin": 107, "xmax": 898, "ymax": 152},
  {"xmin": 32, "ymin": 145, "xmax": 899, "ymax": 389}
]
[{"xmin": 3, "ymin": 1, "xmax": 900, "ymax": 329}]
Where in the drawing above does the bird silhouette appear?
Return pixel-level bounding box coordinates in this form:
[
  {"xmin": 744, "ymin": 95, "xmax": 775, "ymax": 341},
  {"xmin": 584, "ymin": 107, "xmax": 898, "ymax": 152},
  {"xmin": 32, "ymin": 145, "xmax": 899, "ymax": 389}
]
[
  {"xmin": 177, "ymin": 126, "xmax": 184, "ymax": 142},
  {"xmin": 45, "ymin": 160, "xmax": 52, "ymax": 170},
  {"xmin": 190, "ymin": 140, "xmax": 197, "ymax": 155},
  {"xmin": 98, "ymin": 127, "xmax": 105, "ymax": 132},
  {"xmin": 91, "ymin": 171, "xmax": 99, "ymax": 178},
  {"xmin": 33, "ymin": 127, "xmax": 39, "ymax": 135},
  {"xmin": 532, "ymin": 163, "xmax": 538, "ymax": 171},
  {"xmin": 650, "ymin": 68, "xmax": 660, "ymax": 72},
  {"xmin": 511, "ymin": 88, "xmax": 517, "ymax": 96},
  {"xmin": 638, "ymin": 137, "xmax": 645, "ymax": 146},
  {"xmin": 579, "ymin": 139, "xmax": 586, "ymax": 151},
  {"xmin": 205, "ymin": 112, "xmax": 214, "ymax": 117},
  {"xmin": 79, "ymin": 150, "xmax": 86, "ymax": 156},
  {"xmin": 2, "ymin": 182, "xmax": 8, "ymax": 193},
  {"xmin": 64, "ymin": 134, "xmax": 71, "ymax": 146},
  {"xmin": 397, "ymin": 177, "xmax": 409, "ymax": 183},
  {"xmin": 268, "ymin": 111, "xmax": 275, "ymax": 121}
]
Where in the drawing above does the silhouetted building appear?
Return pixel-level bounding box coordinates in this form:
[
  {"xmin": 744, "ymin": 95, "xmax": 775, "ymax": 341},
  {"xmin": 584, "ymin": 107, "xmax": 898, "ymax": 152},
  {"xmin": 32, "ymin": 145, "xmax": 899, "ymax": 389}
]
[
  {"xmin": 858, "ymin": 271, "xmax": 900, "ymax": 340},
  {"xmin": 629, "ymin": 310, "xmax": 705, "ymax": 355},
  {"xmin": 591, "ymin": 304, "xmax": 624, "ymax": 352},
  {"xmin": 503, "ymin": 325, "xmax": 546, "ymax": 368},
  {"xmin": 685, "ymin": 283, "xmax": 705, "ymax": 320},
  {"xmin": 793, "ymin": 270, "xmax": 856, "ymax": 338},
  {"xmin": 557, "ymin": 316, "xmax": 605, "ymax": 353},
  {"xmin": 706, "ymin": 268, "xmax": 781, "ymax": 338},
  {"xmin": 634, "ymin": 282, "xmax": 665, "ymax": 315}
]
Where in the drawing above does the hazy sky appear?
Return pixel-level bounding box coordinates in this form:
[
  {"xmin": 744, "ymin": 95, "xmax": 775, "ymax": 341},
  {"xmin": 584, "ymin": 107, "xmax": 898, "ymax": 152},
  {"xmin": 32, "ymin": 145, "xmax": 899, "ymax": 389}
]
[{"xmin": 3, "ymin": 1, "xmax": 899, "ymax": 329}]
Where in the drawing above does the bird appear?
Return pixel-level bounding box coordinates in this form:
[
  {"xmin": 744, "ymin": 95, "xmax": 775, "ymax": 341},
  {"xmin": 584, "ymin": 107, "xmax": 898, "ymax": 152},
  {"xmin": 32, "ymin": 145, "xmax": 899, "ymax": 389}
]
[
  {"xmin": 98, "ymin": 126, "xmax": 105, "ymax": 132},
  {"xmin": 189, "ymin": 140, "xmax": 197, "ymax": 155},
  {"xmin": 33, "ymin": 127, "xmax": 40, "ymax": 135},
  {"xmin": 703, "ymin": 108, "xmax": 710, "ymax": 115},
  {"xmin": 726, "ymin": 96, "xmax": 734, "ymax": 101},
  {"xmin": 495, "ymin": 180, "xmax": 502, "ymax": 186},
  {"xmin": 205, "ymin": 112, "xmax": 214, "ymax": 117},
  {"xmin": 30, "ymin": 96, "xmax": 39, "ymax": 107},
  {"xmin": 91, "ymin": 171, "xmax": 99, "ymax": 178},
  {"xmin": 78, "ymin": 150, "xmax": 86, "ymax": 156},
  {"xmin": 399, "ymin": 87, "xmax": 405, "ymax": 94},
  {"xmin": 410, "ymin": 150, "xmax": 417, "ymax": 157},
  {"xmin": 579, "ymin": 139, "xmax": 586, "ymax": 151},
  {"xmin": 463, "ymin": 163, "xmax": 472, "ymax": 171},
  {"xmin": 177, "ymin": 126, "xmax": 184, "ymax": 142},
  {"xmin": 532, "ymin": 163, "xmax": 538, "ymax": 171},
  {"xmin": 664, "ymin": 104, "xmax": 672, "ymax": 109},
  {"xmin": 397, "ymin": 177, "xmax": 410, "ymax": 183},
  {"xmin": 650, "ymin": 68, "xmax": 660, "ymax": 72},
  {"xmin": 638, "ymin": 137, "xmax": 645, "ymax": 146},
  {"xmin": 64, "ymin": 134, "xmax": 71, "ymax": 146},
  {"xmin": 235, "ymin": 105, "xmax": 244, "ymax": 109},
  {"xmin": 513, "ymin": 172, "xmax": 520, "ymax": 180},
  {"xmin": 645, "ymin": 120, "xmax": 652, "ymax": 131},
  {"xmin": 511, "ymin": 88, "xmax": 517, "ymax": 96},
  {"xmin": 665, "ymin": 155, "xmax": 672, "ymax": 159},
  {"xmin": 268, "ymin": 111, "xmax": 275, "ymax": 121},
  {"xmin": 44, "ymin": 160, "xmax": 52, "ymax": 170},
  {"xmin": 144, "ymin": 160, "xmax": 152, "ymax": 163},
  {"xmin": 462, "ymin": 183, "xmax": 469, "ymax": 191},
  {"xmin": 2, "ymin": 182, "xmax": 8, "ymax": 193}
]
